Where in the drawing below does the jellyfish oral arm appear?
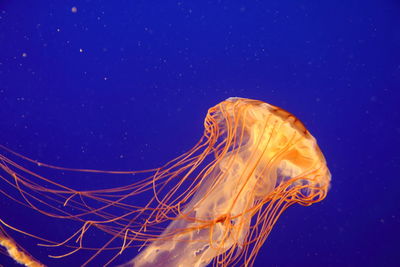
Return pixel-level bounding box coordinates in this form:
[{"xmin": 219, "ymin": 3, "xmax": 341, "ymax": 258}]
[{"xmin": 125, "ymin": 168, "xmax": 255, "ymax": 267}]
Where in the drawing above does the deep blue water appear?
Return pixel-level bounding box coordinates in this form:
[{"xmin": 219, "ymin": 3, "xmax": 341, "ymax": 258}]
[{"xmin": 1, "ymin": 1, "xmax": 399, "ymax": 266}]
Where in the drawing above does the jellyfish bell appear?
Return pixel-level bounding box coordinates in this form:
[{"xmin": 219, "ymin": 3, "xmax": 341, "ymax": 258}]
[{"xmin": 0, "ymin": 97, "xmax": 330, "ymax": 267}]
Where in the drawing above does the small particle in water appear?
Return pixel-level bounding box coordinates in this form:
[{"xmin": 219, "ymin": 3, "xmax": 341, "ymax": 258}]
[
  {"xmin": 22, "ymin": 53, "xmax": 27, "ymax": 58},
  {"xmin": 79, "ymin": 48, "xmax": 83, "ymax": 53},
  {"xmin": 71, "ymin": 6, "xmax": 78, "ymax": 13}
]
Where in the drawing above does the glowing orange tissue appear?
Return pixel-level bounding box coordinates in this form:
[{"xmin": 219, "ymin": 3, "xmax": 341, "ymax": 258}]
[{"xmin": 0, "ymin": 97, "xmax": 331, "ymax": 267}]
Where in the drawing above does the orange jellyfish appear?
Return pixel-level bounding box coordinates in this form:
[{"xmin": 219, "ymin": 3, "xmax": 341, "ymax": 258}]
[{"xmin": 0, "ymin": 97, "xmax": 331, "ymax": 267}]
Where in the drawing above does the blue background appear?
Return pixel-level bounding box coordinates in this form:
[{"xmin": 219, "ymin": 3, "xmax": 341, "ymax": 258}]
[{"xmin": 1, "ymin": 1, "xmax": 399, "ymax": 266}]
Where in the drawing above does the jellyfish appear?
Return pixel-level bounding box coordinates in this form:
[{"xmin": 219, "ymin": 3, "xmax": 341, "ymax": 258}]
[{"xmin": 0, "ymin": 97, "xmax": 331, "ymax": 267}]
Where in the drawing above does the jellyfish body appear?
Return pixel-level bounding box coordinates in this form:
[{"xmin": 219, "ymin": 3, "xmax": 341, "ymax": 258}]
[
  {"xmin": 0, "ymin": 97, "xmax": 330, "ymax": 267},
  {"xmin": 126, "ymin": 97, "xmax": 330, "ymax": 267}
]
